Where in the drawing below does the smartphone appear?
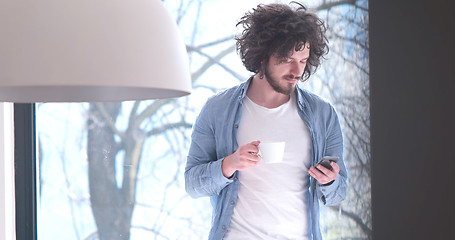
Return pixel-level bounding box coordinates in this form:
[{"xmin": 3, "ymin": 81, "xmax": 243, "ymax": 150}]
[{"xmin": 317, "ymin": 156, "xmax": 340, "ymax": 170}]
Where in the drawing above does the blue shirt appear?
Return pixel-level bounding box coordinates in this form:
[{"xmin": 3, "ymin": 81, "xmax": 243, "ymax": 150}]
[{"xmin": 185, "ymin": 78, "xmax": 348, "ymax": 240}]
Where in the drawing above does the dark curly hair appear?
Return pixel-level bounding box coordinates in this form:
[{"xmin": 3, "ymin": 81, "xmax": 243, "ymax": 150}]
[{"xmin": 235, "ymin": 2, "xmax": 329, "ymax": 81}]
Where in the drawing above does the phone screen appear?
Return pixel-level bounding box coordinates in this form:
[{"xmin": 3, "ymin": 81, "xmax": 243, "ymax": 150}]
[{"xmin": 317, "ymin": 156, "xmax": 339, "ymax": 170}]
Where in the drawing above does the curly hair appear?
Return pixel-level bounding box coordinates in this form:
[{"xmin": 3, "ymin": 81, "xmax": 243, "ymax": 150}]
[{"xmin": 235, "ymin": 2, "xmax": 329, "ymax": 81}]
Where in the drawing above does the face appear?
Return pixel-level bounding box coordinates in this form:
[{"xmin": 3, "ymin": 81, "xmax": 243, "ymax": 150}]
[{"xmin": 263, "ymin": 43, "xmax": 310, "ymax": 95}]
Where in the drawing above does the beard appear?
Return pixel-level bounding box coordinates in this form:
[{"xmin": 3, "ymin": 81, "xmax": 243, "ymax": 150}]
[{"xmin": 264, "ymin": 66, "xmax": 299, "ymax": 95}]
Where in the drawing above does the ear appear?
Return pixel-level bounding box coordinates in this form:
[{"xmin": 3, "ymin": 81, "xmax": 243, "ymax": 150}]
[
  {"xmin": 257, "ymin": 60, "xmax": 266, "ymax": 79},
  {"xmin": 258, "ymin": 67, "xmax": 265, "ymax": 79},
  {"xmin": 260, "ymin": 56, "xmax": 270, "ymax": 67}
]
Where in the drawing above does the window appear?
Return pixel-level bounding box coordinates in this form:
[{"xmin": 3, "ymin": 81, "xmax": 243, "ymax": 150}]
[
  {"xmin": 0, "ymin": 103, "xmax": 15, "ymax": 240},
  {"xmin": 15, "ymin": 1, "xmax": 370, "ymax": 239}
]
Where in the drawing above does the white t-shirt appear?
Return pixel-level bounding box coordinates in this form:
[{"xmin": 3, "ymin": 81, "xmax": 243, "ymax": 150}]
[{"xmin": 224, "ymin": 93, "xmax": 312, "ymax": 240}]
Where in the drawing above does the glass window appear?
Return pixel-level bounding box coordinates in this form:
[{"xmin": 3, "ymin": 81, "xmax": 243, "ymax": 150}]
[
  {"xmin": 34, "ymin": 0, "xmax": 370, "ymax": 239},
  {"xmin": 37, "ymin": 100, "xmax": 210, "ymax": 239}
]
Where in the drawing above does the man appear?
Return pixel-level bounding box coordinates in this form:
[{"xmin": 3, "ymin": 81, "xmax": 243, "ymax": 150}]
[{"xmin": 185, "ymin": 3, "xmax": 348, "ymax": 240}]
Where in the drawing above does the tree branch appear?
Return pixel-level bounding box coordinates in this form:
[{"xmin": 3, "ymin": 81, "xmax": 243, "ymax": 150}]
[
  {"xmin": 130, "ymin": 225, "xmax": 170, "ymax": 240},
  {"xmin": 329, "ymin": 31, "xmax": 369, "ymax": 51},
  {"xmin": 312, "ymin": 0, "xmax": 356, "ymax": 11},
  {"xmin": 190, "ymin": 36, "xmax": 234, "ymax": 50},
  {"xmin": 146, "ymin": 121, "xmax": 193, "ymax": 137},
  {"xmin": 189, "ymin": 44, "xmax": 245, "ymax": 82},
  {"xmin": 331, "ymin": 48, "xmax": 370, "ymax": 75},
  {"xmin": 94, "ymin": 103, "xmax": 125, "ymax": 138},
  {"xmin": 127, "ymin": 101, "xmax": 141, "ymax": 129},
  {"xmin": 133, "ymin": 99, "xmax": 172, "ymax": 129}
]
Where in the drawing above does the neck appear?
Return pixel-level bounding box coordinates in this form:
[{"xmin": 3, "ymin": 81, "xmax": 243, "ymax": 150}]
[{"xmin": 246, "ymin": 74, "xmax": 291, "ymax": 108}]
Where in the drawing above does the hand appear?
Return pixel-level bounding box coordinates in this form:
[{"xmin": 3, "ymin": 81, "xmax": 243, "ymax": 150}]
[
  {"xmin": 222, "ymin": 140, "xmax": 261, "ymax": 178},
  {"xmin": 308, "ymin": 161, "xmax": 340, "ymax": 185}
]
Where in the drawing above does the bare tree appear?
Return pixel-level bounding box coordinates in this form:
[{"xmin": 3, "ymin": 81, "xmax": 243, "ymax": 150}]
[
  {"xmin": 38, "ymin": 0, "xmax": 369, "ymax": 239},
  {"xmin": 312, "ymin": 0, "xmax": 371, "ymax": 239},
  {"xmin": 84, "ymin": 1, "xmax": 240, "ymax": 238}
]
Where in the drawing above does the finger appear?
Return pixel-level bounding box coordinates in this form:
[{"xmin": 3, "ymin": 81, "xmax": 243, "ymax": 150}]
[
  {"xmin": 308, "ymin": 167, "xmax": 331, "ymax": 184},
  {"xmin": 250, "ymin": 140, "xmax": 261, "ymax": 146},
  {"xmin": 308, "ymin": 166, "xmax": 326, "ymax": 180},
  {"xmin": 317, "ymin": 164, "xmax": 337, "ymax": 180},
  {"xmin": 330, "ymin": 161, "xmax": 340, "ymax": 173},
  {"xmin": 315, "ymin": 164, "xmax": 331, "ymax": 175},
  {"xmin": 250, "ymin": 152, "xmax": 262, "ymax": 161},
  {"xmin": 239, "ymin": 151, "xmax": 260, "ymax": 162},
  {"xmin": 248, "ymin": 153, "xmax": 261, "ymax": 162},
  {"xmin": 308, "ymin": 167, "xmax": 319, "ymax": 178},
  {"xmin": 247, "ymin": 141, "xmax": 261, "ymax": 153},
  {"xmin": 249, "ymin": 158, "xmax": 260, "ymax": 166},
  {"xmin": 241, "ymin": 142, "xmax": 260, "ymax": 153},
  {"xmin": 239, "ymin": 155, "xmax": 261, "ymax": 170}
]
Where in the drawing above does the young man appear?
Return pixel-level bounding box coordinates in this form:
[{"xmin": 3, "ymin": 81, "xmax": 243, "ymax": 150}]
[{"xmin": 185, "ymin": 3, "xmax": 348, "ymax": 240}]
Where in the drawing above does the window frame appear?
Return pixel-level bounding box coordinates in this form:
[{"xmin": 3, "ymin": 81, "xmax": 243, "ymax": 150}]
[{"xmin": 14, "ymin": 103, "xmax": 37, "ymax": 240}]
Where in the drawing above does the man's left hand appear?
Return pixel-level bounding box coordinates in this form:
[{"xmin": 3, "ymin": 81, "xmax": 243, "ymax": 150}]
[{"xmin": 308, "ymin": 161, "xmax": 340, "ymax": 185}]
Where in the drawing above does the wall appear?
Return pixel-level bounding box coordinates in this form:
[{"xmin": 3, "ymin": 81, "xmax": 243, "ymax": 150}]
[
  {"xmin": 370, "ymin": 0, "xmax": 455, "ymax": 239},
  {"xmin": 0, "ymin": 102, "xmax": 15, "ymax": 240}
]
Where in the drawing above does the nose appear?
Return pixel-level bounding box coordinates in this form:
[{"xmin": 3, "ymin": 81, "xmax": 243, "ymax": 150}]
[{"xmin": 290, "ymin": 61, "xmax": 305, "ymax": 77}]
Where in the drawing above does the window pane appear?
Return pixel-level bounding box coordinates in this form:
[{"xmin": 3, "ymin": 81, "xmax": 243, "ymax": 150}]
[
  {"xmin": 36, "ymin": 101, "xmax": 211, "ymax": 240},
  {"xmin": 36, "ymin": 1, "xmax": 370, "ymax": 239}
]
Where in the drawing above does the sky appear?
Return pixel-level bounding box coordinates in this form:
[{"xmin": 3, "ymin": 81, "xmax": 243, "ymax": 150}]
[{"xmin": 35, "ymin": 1, "xmax": 369, "ymax": 239}]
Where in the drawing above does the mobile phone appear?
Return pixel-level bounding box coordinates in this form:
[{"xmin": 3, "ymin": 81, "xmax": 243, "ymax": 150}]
[{"xmin": 317, "ymin": 156, "xmax": 340, "ymax": 170}]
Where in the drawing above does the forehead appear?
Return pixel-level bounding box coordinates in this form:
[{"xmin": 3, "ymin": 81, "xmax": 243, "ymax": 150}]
[
  {"xmin": 290, "ymin": 44, "xmax": 310, "ymax": 59},
  {"xmin": 272, "ymin": 42, "xmax": 310, "ymax": 60}
]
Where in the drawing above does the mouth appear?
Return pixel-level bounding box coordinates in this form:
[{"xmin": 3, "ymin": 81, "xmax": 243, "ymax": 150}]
[{"xmin": 284, "ymin": 76, "xmax": 299, "ymax": 83}]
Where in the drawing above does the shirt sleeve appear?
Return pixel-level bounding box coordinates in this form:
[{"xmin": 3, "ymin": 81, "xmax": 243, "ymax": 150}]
[
  {"xmin": 316, "ymin": 105, "xmax": 348, "ymax": 206},
  {"xmin": 184, "ymin": 102, "xmax": 234, "ymax": 198}
]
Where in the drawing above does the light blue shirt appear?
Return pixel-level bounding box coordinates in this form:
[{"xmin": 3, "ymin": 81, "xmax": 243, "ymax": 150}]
[{"xmin": 185, "ymin": 78, "xmax": 348, "ymax": 240}]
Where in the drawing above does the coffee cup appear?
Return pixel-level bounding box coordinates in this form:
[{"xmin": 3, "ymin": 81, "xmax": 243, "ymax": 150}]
[{"xmin": 257, "ymin": 141, "xmax": 286, "ymax": 164}]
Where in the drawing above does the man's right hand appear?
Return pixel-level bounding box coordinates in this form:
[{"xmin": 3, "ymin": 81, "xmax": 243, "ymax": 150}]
[{"xmin": 221, "ymin": 140, "xmax": 261, "ymax": 178}]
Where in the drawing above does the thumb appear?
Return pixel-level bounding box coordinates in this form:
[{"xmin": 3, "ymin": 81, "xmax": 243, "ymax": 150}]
[{"xmin": 251, "ymin": 140, "xmax": 261, "ymax": 146}]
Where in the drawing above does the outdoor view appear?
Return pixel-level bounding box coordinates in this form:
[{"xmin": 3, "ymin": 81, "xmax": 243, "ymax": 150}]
[{"xmin": 36, "ymin": 0, "xmax": 369, "ymax": 239}]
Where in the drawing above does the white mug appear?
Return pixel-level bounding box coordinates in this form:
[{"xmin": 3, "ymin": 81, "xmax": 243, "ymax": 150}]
[{"xmin": 257, "ymin": 141, "xmax": 286, "ymax": 164}]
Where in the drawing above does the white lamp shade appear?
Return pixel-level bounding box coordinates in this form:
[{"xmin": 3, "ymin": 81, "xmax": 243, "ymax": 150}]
[{"xmin": 0, "ymin": 0, "xmax": 192, "ymax": 102}]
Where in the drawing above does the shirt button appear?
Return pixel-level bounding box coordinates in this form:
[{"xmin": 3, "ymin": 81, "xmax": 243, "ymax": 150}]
[
  {"xmin": 230, "ymin": 200, "xmax": 235, "ymax": 205},
  {"xmin": 234, "ymin": 124, "xmax": 238, "ymax": 128},
  {"xmin": 234, "ymin": 177, "xmax": 238, "ymax": 181},
  {"xmin": 222, "ymin": 225, "xmax": 226, "ymax": 230}
]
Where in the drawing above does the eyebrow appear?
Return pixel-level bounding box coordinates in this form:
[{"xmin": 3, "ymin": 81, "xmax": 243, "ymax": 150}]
[
  {"xmin": 297, "ymin": 57, "xmax": 309, "ymax": 62},
  {"xmin": 277, "ymin": 55, "xmax": 309, "ymax": 62}
]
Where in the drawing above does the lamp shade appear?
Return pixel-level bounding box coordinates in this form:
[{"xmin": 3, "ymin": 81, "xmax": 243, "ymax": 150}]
[{"xmin": 0, "ymin": 0, "xmax": 192, "ymax": 102}]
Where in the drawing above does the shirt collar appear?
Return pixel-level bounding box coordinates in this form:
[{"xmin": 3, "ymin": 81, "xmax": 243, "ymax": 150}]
[
  {"xmin": 238, "ymin": 76, "xmax": 253, "ymax": 103},
  {"xmin": 296, "ymin": 84, "xmax": 306, "ymax": 109}
]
